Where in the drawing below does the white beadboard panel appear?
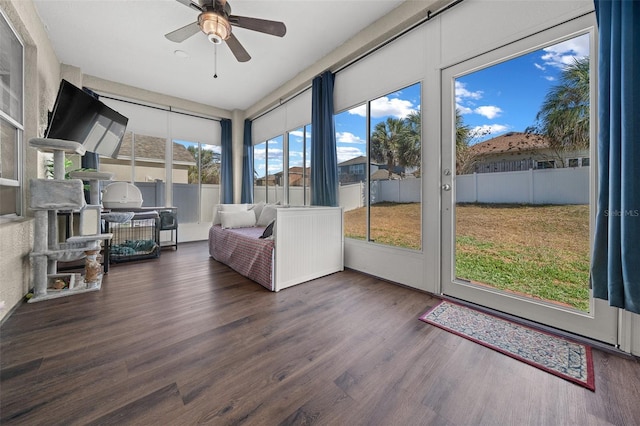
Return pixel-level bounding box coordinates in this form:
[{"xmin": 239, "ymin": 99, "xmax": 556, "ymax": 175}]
[
  {"xmin": 344, "ymin": 239, "xmax": 426, "ymax": 291},
  {"xmin": 634, "ymin": 314, "xmax": 640, "ymax": 356},
  {"xmin": 274, "ymin": 207, "xmax": 344, "ymax": 291},
  {"xmin": 621, "ymin": 311, "xmax": 640, "ymax": 356}
]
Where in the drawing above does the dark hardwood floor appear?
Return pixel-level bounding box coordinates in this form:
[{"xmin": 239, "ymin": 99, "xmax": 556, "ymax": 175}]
[{"xmin": 1, "ymin": 241, "xmax": 639, "ymax": 425}]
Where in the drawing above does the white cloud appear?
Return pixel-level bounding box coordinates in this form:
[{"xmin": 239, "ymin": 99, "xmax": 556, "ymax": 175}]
[
  {"xmin": 288, "ymin": 130, "xmax": 304, "ymax": 140},
  {"xmin": 544, "ymin": 76, "xmax": 556, "ymax": 82},
  {"xmin": 267, "ymin": 162, "xmax": 283, "ymax": 174},
  {"xmin": 456, "ymin": 103, "xmax": 473, "ymax": 115},
  {"xmin": 202, "ymin": 144, "xmax": 221, "ymax": 154},
  {"xmin": 348, "ymin": 104, "xmax": 366, "ymax": 117},
  {"xmin": 348, "ymin": 97, "xmax": 417, "ymax": 119},
  {"xmin": 469, "ymin": 124, "xmax": 510, "ymax": 140},
  {"xmin": 541, "ymin": 33, "xmax": 589, "ymax": 70},
  {"xmin": 474, "ymin": 105, "xmax": 503, "ymax": 120},
  {"xmin": 266, "ymin": 148, "xmax": 284, "ymax": 161},
  {"xmin": 534, "ymin": 63, "xmax": 545, "ymax": 71},
  {"xmin": 336, "ymin": 131, "xmax": 365, "ymax": 144},
  {"xmin": 337, "ymin": 146, "xmax": 364, "ymax": 164},
  {"xmin": 370, "ymin": 97, "xmax": 417, "ymax": 118},
  {"xmin": 455, "ymin": 81, "xmax": 483, "ymax": 105},
  {"xmin": 288, "ymin": 151, "xmax": 303, "ymax": 163},
  {"xmin": 253, "ymin": 146, "xmax": 266, "ymax": 160}
]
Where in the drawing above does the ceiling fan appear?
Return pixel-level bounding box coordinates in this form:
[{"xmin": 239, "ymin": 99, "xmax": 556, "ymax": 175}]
[{"xmin": 165, "ymin": 0, "xmax": 286, "ymax": 63}]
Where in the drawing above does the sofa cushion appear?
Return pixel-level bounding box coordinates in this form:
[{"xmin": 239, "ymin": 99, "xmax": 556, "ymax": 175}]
[
  {"xmin": 213, "ymin": 203, "xmax": 248, "ymax": 225},
  {"xmin": 220, "ymin": 210, "xmax": 256, "ymax": 229},
  {"xmin": 257, "ymin": 204, "xmax": 278, "ymax": 226}
]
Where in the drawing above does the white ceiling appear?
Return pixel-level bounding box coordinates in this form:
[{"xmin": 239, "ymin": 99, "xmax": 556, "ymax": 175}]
[{"xmin": 33, "ymin": 0, "xmax": 405, "ymax": 113}]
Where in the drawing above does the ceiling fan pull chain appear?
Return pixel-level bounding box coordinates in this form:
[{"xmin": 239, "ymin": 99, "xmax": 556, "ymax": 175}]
[{"xmin": 214, "ymin": 43, "xmax": 218, "ymax": 79}]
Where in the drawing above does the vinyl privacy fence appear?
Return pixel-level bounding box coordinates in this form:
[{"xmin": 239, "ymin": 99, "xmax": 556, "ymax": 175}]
[{"xmin": 337, "ymin": 167, "xmax": 589, "ymax": 211}]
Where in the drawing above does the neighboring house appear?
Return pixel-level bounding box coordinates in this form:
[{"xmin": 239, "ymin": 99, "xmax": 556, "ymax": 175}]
[
  {"xmin": 255, "ymin": 174, "xmax": 277, "ymax": 187},
  {"xmin": 465, "ymin": 132, "xmax": 590, "ymax": 174},
  {"xmin": 370, "ymin": 169, "xmax": 401, "ymax": 180},
  {"xmin": 338, "ymin": 156, "xmax": 385, "ymax": 183},
  {"xmin": 100, "ymin": 132, "xmax": 196, "ymax": 183},
  {"xmin": 273, "ymin": 166, "xmax": 310, "ymax": 187}
]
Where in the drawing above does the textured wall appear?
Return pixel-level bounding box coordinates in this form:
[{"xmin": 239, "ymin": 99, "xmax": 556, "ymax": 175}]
[{"xmin": 0, "ymin": 0, "xmax": 61, "ymax": 322}]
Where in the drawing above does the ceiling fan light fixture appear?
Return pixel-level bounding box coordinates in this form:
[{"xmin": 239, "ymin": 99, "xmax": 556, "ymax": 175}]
[{"xmin": 199, "ymin": 11, "xmax": 231, "ymax": 45}]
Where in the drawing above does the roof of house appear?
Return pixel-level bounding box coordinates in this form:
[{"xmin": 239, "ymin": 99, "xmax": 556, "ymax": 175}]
[
  {"xmin": 370, "ymin": 169, "xmax": 401, "ymax": 180},
  {"xmin": 338, "ymin": 156, "xmax": 367, "ymax": 166},
  {"xmin": 469, "ymin": 132, "xmax": 549, "ymax": 156},
  {"xmin": 288, "ymin": 166, "xmax": 310, "ymax": 175},
  {"xmin": 118, "ymin": 133, "xmax": 196, "ymax": 163}
]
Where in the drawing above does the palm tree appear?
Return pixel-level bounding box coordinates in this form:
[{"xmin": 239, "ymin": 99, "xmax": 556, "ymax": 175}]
[
  {"xmin": 371, "ymin": 117, "xmax": 408, "ymax": 179},
  {"xmin": 530, "ymin": 57, "xmax": 590, "ymax": 162},
  {"xmin": 397, "ymin": 111, "xmax": 421, "ymax": 174},
  {"xmin": 187, "ymin": 146, "xmax": 221, "ymax": 184}
]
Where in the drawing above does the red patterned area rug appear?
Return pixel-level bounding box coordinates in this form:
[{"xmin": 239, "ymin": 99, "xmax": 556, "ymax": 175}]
[{"xmin": 419, "ymin": 300, "xmax": 595, "ymax": 391}]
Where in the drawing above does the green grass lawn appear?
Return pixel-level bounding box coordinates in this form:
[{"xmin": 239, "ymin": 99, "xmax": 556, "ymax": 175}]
[{"xmin": 344, "ymin": 202, "xmax": 590, "ymax": 311}]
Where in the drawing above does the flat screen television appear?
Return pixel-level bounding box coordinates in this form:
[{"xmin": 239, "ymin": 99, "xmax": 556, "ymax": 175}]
[{"xmin": 45, "ymin": 79, "xmax": 128, "ymax": 159}]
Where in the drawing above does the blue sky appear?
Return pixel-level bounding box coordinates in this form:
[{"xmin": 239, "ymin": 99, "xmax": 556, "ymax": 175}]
[
  {"xmin": 455, "ymin": 33, "xmax": 589, "ymax": 144},
  {"xmin": 253, "ymin": 33, "xmax": 590, "ymax": 177},
  {"xmin": 335, "ymin": 83, "xmax": 421, "ymax": 164}
]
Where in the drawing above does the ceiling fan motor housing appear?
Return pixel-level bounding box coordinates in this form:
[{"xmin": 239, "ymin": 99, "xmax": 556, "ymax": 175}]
[{"xmin": 198, "ymin": 10, "xmax": 231, "ymax": 44}]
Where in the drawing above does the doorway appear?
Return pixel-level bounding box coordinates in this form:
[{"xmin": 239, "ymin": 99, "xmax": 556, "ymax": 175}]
[{"xmin": 440, "ymin": 14, "xmax": 617, "ymax": 344}]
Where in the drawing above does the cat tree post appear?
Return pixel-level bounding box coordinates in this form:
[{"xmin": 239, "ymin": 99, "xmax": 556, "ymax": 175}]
[{"xmin": 28, "ymin": 138, "xmax": 113, "ymax": 302}]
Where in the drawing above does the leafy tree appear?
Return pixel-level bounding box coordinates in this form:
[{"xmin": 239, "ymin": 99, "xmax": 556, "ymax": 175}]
[
  {"xmin": 371, "ymin": 117, "xmax": 407, "ymax": 179},
  {"xmin": 527, "ymin": 57, "xmax": 590, "ymax": 165},
  {"xmin": 371, "ymin": 112, "xmax": 422, "ymax": 179},
  {"xmin": 397, "ymin": 111, "xmax": 421, "ymax": 175},
  {"xmin": 455, "ymin": 108, "xmax": 478, "ymax": 174},
  {"xmin": 187, "ymin": 145, "xmax": 221, "ymax": 184}
]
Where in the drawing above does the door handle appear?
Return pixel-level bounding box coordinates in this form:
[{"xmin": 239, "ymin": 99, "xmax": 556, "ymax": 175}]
[{"xmin": 442, "ymin": 184, "xmax": 451, "ymax": 191}]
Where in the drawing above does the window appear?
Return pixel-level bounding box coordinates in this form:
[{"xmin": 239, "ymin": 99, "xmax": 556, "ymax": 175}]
[
  {"xmin": 537, "ymin": 160, "xmax": 555, "ymax": 169},
  {"xmin": 336, "ymin": 83, "xmax": 422, "ymax": 250},
  {"xmin": 0, "ymin": 11, "xmax": 24, "ymax": 217},
  {"xmin": 582, "ymin": 157, "xmax": 590, "ymax": 167},
  {"xmin": 98, "ymin": 97, "xmax": 221, "ymax": 227},
  {"xmin": 453, "ymin": 32, "xmax": 593, "ymax": 311},
  {"xmin": 253, "ymin": 135, "xmax": 284, "ymax": 203},
  {"xmin": 287, "ymin": 125, "xmax": 311, "ymax": 206},
  {"xmin": 335, "ymin": 105, "xmax": 367, "ymax": 241},
  {"xmin": 172, "ymin": 140, "xmax": 221, "ymax": 224},
  {"xmin": 253, "ymin": 140, "xmax": 267, "ymax": 202}
]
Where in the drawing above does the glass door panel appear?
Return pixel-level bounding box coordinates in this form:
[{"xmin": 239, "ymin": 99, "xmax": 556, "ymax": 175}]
[{"xmin": 441, "ymin": 18, "xmax": 617, "ymax": 344}]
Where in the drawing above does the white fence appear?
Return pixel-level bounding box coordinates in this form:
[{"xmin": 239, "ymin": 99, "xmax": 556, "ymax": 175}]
[
  {"xmin": 456, "ymin": 167, "xmax": 589, "ymax": 205},
  {"xmin": 337, "ymin": 167, "xmax": 589, "ymax": 212}
]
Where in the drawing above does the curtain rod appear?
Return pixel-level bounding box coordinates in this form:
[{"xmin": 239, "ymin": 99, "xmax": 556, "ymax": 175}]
[
  {"xmin": 97, "ymin": 93, "xmax": 221, "ymax": 123},
  {"xmin": 250, "ymin": 0, "xmax": 464, "ymax": 122}
]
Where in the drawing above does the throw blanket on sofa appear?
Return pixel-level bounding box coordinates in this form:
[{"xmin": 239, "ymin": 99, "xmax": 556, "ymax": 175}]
[{"xmin": 208, "ymin": 225, "xmax": 275, "ymax": 290}]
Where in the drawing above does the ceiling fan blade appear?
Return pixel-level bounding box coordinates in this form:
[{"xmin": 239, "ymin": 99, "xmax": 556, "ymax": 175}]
[
  {"xmin": 229, "ymin": 15, "xmax": 286, "ymax": 37},
  {"xmin": 226, "ymin": 33, "xmax": 251, "ymax": 62},
  {"xmin": 165, "ymin": 21, "xmax": 201, "ymax": 43}
]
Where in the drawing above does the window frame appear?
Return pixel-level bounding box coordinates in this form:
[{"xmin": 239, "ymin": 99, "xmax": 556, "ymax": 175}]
[
  {"xmin": 336, "ymin": 82, "xmax": 423, "ymax": 251},
  {"xmin": 0, "ymin": 9, "xmax": 24, "ymax": 218}
]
